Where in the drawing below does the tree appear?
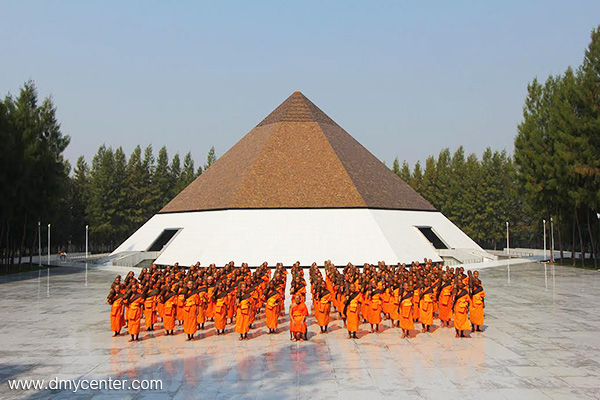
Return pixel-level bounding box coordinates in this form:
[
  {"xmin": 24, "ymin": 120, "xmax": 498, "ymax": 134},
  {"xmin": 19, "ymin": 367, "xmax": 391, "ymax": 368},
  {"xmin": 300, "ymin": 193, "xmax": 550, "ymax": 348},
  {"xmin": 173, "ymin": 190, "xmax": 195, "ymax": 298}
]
[
  {"xmin": 392, "ymin": 157, "xmax": 400, "ymax": 176},
  {"xmin": 204, "ymin": 146, "xmax": 217, "ymax": 171},
  {"xmin": 175, "ymin": 152, "xmax": 196, "ymax": 194},
  {"xmin": 152, "ymin": 146, "xmax": 172, "ymax": 213},
  {"xmin": 399, "ymin": 161, "xmax": 411, "ymax": 183}
]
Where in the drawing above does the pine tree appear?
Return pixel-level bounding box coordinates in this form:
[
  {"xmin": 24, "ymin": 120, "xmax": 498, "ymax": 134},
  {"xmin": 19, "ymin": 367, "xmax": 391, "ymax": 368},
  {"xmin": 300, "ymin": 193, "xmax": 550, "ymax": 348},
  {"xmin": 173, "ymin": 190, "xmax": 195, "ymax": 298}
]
[
  {"xmin": 204, "ymin": 146, "xmax": 217, "ymax": 171},
  {"xmin": 152, "ymin": 146, "xmax": 172, "ymax": 213},
  {"xmin": 175, "ymin": 152, "xmax": 195, "ymax": 194},
  {"xmin": 392, "ymin": 157, "xmax": 400, "ymax": 176},
  {"xmin": 399, "ymin": 161, "xmax": 411, "ymax": 183}
]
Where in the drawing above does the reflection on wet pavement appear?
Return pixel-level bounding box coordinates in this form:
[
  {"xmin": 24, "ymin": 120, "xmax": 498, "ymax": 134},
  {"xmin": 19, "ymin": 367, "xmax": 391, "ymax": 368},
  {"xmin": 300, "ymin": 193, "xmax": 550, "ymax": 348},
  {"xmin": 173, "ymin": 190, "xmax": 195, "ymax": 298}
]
[{"xmin": 1, "ymin": 263, "xmax": 599, "ymax": 399}]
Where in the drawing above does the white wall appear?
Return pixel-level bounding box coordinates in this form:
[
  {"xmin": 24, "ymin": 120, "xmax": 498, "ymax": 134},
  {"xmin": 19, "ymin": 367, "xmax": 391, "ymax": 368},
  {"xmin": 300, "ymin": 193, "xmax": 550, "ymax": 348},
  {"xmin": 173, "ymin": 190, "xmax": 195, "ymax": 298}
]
[{"xmin": 112, "ymin": 209, "xmax": 483, "ymax": 267}]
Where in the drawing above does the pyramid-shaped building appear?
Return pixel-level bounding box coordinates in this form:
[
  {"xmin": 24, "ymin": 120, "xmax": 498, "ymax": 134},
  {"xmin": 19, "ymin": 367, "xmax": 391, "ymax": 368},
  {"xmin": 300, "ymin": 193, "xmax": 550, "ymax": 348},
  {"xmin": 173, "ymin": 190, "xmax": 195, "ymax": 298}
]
[{"xmin": 113, "ymin": 92, "xmax": 491, "ymax": 267}]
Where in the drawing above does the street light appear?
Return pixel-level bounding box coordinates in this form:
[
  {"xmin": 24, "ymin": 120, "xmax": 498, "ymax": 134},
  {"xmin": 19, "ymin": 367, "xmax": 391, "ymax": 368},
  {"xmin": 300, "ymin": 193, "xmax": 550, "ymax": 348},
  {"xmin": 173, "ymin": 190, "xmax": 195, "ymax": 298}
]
[
  {"xmin": 543, "ymin": 219, "xmax": 547, "ymax": 262},
  {"xmin": 506, "ymin": 221, "xmax": 510, "ymax": 257},
  {"xmin": 47, "ymin": 223, "xmax": 51, "ymax": 265},
  {"xmin": 86, "ymin": 225, "xmax": 89, "ymax": 259},
  {"xmin": 38, "ymin": 221, "xmax": 41, "ymax": 267},
  {"xmin": 550, "ymin": 217, "xmax": 555, "ymax": 263}
]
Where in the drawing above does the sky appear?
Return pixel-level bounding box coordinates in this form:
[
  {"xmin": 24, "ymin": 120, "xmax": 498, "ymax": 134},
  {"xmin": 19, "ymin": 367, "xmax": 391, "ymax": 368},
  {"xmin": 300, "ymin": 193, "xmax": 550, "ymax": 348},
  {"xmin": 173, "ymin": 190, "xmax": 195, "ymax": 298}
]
[{"xmin": 1, "ymin": 1, "xmax": 599, "ymax": 169}]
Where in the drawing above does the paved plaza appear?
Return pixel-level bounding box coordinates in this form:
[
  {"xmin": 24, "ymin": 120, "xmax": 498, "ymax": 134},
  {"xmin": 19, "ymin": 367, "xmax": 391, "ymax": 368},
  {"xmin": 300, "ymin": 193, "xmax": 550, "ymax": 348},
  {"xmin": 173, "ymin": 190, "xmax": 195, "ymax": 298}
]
[{"xmin": 1, "ymin": 262, "xmax": 600, "ymax": 399}]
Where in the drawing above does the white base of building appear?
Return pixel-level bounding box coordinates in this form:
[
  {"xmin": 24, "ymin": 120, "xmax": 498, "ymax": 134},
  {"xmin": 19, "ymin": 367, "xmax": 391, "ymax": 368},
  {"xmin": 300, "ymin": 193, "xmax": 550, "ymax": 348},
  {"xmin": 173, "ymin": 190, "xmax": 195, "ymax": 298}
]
[{"xmin": 111, "ymin": 208, "xmax": 490, "ymax": 267}]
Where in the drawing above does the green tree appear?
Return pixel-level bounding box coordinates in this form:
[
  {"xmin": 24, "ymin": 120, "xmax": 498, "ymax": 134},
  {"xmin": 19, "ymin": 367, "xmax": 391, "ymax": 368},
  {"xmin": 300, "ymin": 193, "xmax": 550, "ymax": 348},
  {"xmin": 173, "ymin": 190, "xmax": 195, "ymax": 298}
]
[
  {"xmin": 392, "ymin": 157, "xmax": 400, "ymax": 176},
  {"xmin": 204, "ymin": 146, "xmax": 217, "ymax": 171}
]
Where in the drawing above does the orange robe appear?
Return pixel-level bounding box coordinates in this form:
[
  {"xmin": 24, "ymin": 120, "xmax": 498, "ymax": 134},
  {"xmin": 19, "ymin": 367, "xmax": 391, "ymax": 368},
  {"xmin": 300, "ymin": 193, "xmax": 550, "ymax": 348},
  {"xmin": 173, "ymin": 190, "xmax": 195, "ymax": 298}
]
[
  {"xmin": 157, "ymin": 300, "xmax": 165, "ymax": 320},
  {"xmin": 453, "ymin": 289, "xmax": 471, "ymax": 331},
  {"xmin": 235, "ymin": 297, "xmax": 252, "ymax": 334},
  {"xmin": 182, "ymin": 293, "xmax": 199, "ymax": 335},
  {"xmin": 438, "ymin": 283, "xmax": 453, "ymax": 323},
  {"xmin": 214, "ymin": 293, "xmax": 228, "ymax": 330},
  {"xmin": 419, "ymin": 287, "xmax": 434, "ymax": 326},
  {"xmin": 197, "ymin": 290, "xmax": 207, "ymax": 325},
  {"xmin": 389, "ymin": 287, "xmax": 401, "ymax": 321},
  {"xmin": 206, "ymin": 285, "xmax": 216, "ymax": 319},
  {"xmin": 163, "ymin": 293, "xmax": 178, "ymax": 331},
  {"xmin": 109, "ymin": 294, "xmax": 125, "ymax": 333},
  {"xmin": 265, "ymin": 290, "xmax": 281, "ymax": 330},
  {"xmin": 399, "ymin": 292, "xmax": 414, "ymax": 331},
  {"xmin": 126, "ymin": 295, "xmax": 143, "ymax": 335},
  {"xmin": 176, "ymin": 294, "xmax": 185, "ymax": 324},
  {"xmin": 344, "ymin": 293, "xmax": 362, "ymax": 332},
  {"xmin": 412, "ymin": 288, "xmax": 420, "ymax": 321},
  {"xmin": 367, "ymin": 291, "xmax": 382, "ymax": 325},
  {"xmin": 382, "ymin": 288, "xmax": 392, "ymax": 316},
  {"xmin": 470, "ymin": 288, "xmax": 485, "ymax": 326},
  {"xmin": 315, "ymin": 291, "xmax": 332, "ymax": 327},
  {"xmin": 290, "ymin": 302, "xmax": 308, "ymax": 333},
  {"xmin": 226, "ymin": 291, "xmax": 236, "ymax": 320},
  {"xmin": 144, "ymin": 294, "xmax": 157, "ymax": 329},
  {"xmin": 361, "ymin": 293, "xmax": 370, "ymax": 322}
]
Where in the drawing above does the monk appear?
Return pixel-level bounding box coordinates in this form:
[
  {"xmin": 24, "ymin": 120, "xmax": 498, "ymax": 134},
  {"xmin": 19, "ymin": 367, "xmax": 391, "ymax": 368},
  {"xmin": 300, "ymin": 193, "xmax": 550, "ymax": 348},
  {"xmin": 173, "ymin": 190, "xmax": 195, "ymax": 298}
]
[
  {"xmin": 314, "ymin": 284, "xmax": 332, "ymax": 333},
  {"xmin": 213, "ymin": 283, "xmax": 229, "ymax": 335},
  {"xmin": 206, "ymin": 275, "xmax": 216, "ymax": 321},
  {"xmin": 344, "ymin": 283, "xmax": 362, "ymax": 339},
  {"xmin": 263, "ymin": 283, "xmax": 281, "ymax": 334},
  {"xmin": 162, "ymin": 284, "xmax": 179, "ymax": 335},
  {"xmin": 367, "ymin": 283, "xmax": 382, "ymax": 333},
  {"xmin": 399, "ymin": 282, "xmax": 414, "ymax": 339},
  {"xmin": 290, "ymin": 294, "xmax": 308, "ymax": 341},
  {"xmin": 108, "ymin": 283, "xmax": 126, "ymax": 336},
  {"xmin": 197, "ymin": 283, "xmax": 208, "ymax": 330},
  {"xmin": 235, "ymin": 283, "xmax": 252, "ymax": 340},
  {"xmin": 419, "ymin": 278, "xmax": 434, "ymax": 332},
  {"xmin": 470, "ymin": 278, "xmax": 485, "ymax": 332},
  {"xmin": 144, "ymin": 286, "xmax": 158, "ymax": 331},
  {"xmin": 125, "ymin": 282, "xmax": 144, "ymax": 342},
  {"xmin": 181, "ymin": 281, "xmax": 199, "ymax": 340},
  {"xmin": 437, "ymin": 273, "xmax": 453, "ymax": 327},
  {"xmin": 453, "ymin": 282, "xmax": 471, "ymax": 338}
]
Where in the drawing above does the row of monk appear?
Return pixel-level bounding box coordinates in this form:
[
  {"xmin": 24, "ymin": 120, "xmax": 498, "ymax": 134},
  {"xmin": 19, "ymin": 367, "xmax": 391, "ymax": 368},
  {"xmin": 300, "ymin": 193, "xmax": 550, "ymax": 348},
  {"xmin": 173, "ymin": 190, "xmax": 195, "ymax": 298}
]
[{"xmin": 107, "ymin": 260, "xmax": 485, "ymax": 342}]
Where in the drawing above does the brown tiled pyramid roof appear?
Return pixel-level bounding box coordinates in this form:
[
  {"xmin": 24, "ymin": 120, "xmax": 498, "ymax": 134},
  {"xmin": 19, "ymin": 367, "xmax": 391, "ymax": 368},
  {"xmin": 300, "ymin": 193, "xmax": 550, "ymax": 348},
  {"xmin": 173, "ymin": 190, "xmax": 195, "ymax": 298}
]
[{"xmin": 160, "ymin": 91, "xmax": 435, "ymax": 213}]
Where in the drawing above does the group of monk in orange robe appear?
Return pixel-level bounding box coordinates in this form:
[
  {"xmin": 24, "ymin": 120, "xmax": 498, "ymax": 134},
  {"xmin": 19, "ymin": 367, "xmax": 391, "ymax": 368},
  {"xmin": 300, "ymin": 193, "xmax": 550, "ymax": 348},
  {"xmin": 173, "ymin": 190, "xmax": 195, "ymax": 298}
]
[
  {"xmin": 107, "ymin": 262, "xmax": 288, "ymax": 342},
  {"xmin": 310, "ymin": 260, "xmax": 486, "ymax": 338},
  {"xmin": 107, "ymin": 259, "xmax": 485, "ymax": 342}
]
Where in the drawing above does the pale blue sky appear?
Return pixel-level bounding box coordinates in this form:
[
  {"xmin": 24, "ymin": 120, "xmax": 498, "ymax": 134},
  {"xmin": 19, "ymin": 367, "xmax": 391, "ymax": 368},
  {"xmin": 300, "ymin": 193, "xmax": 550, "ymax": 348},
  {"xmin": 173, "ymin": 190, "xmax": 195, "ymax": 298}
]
[{"xmin": 1, "ymin": 1, "xmax": 598, "ymax": 168}]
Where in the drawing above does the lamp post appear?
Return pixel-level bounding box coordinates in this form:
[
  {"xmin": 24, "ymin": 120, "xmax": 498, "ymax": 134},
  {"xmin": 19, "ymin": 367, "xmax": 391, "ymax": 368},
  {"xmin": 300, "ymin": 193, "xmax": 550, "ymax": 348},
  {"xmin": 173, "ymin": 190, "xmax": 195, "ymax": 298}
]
[
  {"xmin": 550, "ymin": 217, "xmax": 555, "ymax": 263},
  {"xmin": 543, "ymin": 219, "xmax": 547, "ymax": 262},
  {"xmin": 506, "ymin": 222, "xmax": 510, "ymax": 257},
  {"xmin": 38, "ymin": 221, "xmax": 41, "ymax": 267},
  {"xmin": 47, "ymin": 223, "xmax": 51, "ymax": 265},
  {"xmin": 86, "ymin": 225, "xmax": 89, "ymax": 259}
]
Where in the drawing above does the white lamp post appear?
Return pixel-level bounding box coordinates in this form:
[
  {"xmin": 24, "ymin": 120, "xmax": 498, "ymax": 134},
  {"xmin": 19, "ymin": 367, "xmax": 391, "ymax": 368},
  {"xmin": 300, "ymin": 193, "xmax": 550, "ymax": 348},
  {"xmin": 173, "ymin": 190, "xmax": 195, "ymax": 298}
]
[
  {"xmin": 47, "ymin": 223, "xmax": 51, "ymax": 265},
  {"xmin": 38, "ymin": 221, "xmax": 41, "ymax": 267},
  {"xmin": 506, "ymin": 221, "xmax": 510, "ymax": 257},
  {"xmin": 543, "ymin": 219, "xmax": 547, "ymax": 261},
  {"xmin": 86, "ymin": 225, "xmax": 89, "ymax": 259},
  {"xmin": 550, "ymin": 217, "xmax": 555, "ymax": 263}
]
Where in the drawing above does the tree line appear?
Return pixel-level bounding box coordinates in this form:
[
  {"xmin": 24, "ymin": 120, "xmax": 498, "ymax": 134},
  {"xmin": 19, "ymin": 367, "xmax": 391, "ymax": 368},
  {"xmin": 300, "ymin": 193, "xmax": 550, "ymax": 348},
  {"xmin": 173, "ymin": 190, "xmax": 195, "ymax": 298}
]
[
  {"xmin": 68, "ymin": 144, "xmax": 216, "ymax": 252},
  {"xmin": 514, "ymin": 26, "xmax": 599, "ymax": 267},
  {"xmin": 1, "ymin": 27, "xmax": 597, "ymax": 267},
  {"xmin": 394, "ymin": 26, "xmax": 600, "ymax": 267},
  {"xmin": 392, "ymin": 147, "xmax": 536, "ymax": 250}
]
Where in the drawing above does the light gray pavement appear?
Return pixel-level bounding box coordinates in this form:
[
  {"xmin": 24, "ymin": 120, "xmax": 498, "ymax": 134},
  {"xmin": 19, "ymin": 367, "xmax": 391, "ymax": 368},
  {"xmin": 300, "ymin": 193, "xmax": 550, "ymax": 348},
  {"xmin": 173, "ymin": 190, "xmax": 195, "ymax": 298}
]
[{"xmin": 1, "ymin": 262, "xmax": 599, "ymax": 399}]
